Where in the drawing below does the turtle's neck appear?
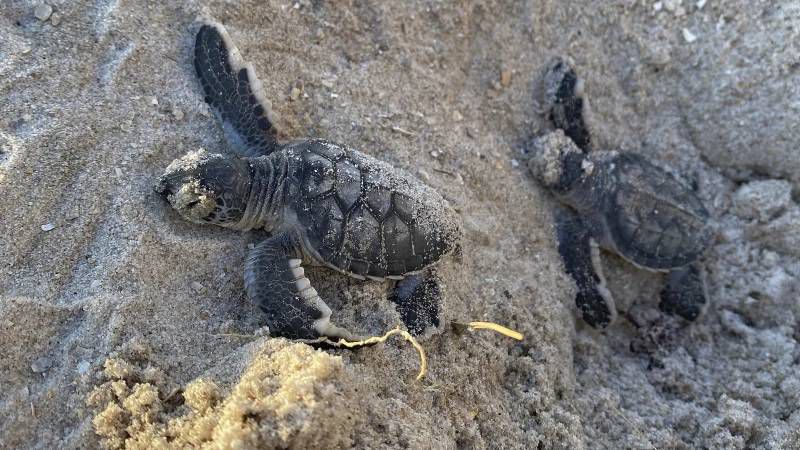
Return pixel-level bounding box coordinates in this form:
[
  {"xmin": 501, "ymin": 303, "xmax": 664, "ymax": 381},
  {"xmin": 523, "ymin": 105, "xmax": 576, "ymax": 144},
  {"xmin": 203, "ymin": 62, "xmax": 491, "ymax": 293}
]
[{"xmin": 232, "ymin": 152, "xmax": 289, "ymax": 231}]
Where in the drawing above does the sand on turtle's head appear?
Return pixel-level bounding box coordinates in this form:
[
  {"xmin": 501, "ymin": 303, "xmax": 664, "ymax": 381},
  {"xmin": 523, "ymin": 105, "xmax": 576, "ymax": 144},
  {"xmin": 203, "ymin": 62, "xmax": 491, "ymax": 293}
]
[
  {"xmin": 155, "ymin": 149, "xmax": 252, "ymax": 227},
  {"xmin": 527, "ymin": 130, "xmax": 584, "ymax": 189}
]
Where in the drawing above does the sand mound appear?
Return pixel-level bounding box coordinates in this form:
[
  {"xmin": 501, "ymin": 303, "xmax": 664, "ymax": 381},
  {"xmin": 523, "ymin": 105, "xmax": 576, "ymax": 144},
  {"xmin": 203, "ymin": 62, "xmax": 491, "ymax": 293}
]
[{"xmin": 88, "ymin": 340, "xmax": 360, "ymax": 449}]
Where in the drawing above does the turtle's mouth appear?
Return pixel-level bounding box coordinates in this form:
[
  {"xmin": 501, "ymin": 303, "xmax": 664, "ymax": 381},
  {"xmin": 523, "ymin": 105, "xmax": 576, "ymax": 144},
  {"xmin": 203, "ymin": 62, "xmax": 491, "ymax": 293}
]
[
  {"xmin": 154, "ymin": 175, "xmax": 216, "ymax": 222},
  {"xmin": 172, "ymin": 185, "xmax": 217, "ymax": 222}
]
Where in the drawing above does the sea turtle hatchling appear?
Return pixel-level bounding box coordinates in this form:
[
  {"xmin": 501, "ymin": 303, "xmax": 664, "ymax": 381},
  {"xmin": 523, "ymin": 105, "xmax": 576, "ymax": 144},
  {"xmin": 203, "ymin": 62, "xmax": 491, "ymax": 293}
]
[
  {"xmin": 155, "ymin": 20, "xmax": 460, "ymax": 342},
  {"xmin": 527, "ymin": 59, "xmax": 715, "ymax": 328}
]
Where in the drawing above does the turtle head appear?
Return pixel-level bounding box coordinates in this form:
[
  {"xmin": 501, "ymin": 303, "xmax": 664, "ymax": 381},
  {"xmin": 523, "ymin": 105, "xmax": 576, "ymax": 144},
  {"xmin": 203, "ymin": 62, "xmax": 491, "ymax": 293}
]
[
  {"xmin": 527, "ymin": 130, "xmax": 586, "ymax": 191},
  {"xmin": 155, "ymin": 149, "xmax": 251, "ymax": 227}
]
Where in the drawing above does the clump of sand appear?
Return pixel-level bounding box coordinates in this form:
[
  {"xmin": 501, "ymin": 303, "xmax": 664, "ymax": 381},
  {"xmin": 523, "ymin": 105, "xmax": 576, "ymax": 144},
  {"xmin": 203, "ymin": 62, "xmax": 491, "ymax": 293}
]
[{"xmin": 89, "ymin": 340, "xmax": 361, "ymax": 449}]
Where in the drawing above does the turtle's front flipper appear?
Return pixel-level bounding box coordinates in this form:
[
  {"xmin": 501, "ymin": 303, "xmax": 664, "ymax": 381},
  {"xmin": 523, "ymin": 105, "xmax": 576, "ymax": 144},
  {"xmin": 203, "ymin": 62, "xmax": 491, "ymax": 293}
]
[
  {"xmin": 555, "ymin": 209, "xmax": 616, "ymax": 328},
  {"xmin": 390, "ymin": 272, "xmax": 441, "ymax": 335},
  {"xmin": 245, "ymin": 232, "xmax": 359, "ymax": 340},
  {"xmin": 659, "ymin": 263, "xmax": 708, "ymax": 321},
  {"xmin": 195, "ymin": 21, "xmax": 279, "ymax": 157},
  {"xmin": 543, "ymin": 59, "xmax": 592, "ymax": 152}
]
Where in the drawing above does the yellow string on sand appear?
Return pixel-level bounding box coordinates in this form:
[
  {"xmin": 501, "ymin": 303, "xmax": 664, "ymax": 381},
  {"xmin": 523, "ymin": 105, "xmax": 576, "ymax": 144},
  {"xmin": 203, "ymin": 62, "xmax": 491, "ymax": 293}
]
[
  {"xmin": 210, "ymin": 322, "xmax": 520, "ymax": 380},
  {"xmin": 212, "ymin": 328, "xmax": 427, "ymax": 381},
  {"xmin": 455, "ymin": 321, "xmax": 524, "ymax": 341},
  {"xmin": 307, "ymin": 327, "xmax": 428, "ymax": 381}
]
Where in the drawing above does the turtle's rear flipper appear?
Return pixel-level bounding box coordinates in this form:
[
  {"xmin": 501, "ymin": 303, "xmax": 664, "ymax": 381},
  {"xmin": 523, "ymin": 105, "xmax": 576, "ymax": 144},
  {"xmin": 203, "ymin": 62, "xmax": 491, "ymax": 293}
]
[
  {"xmin": 245, "ymin": 232, "xmax": 358, "ymax": 340},
  {"xmin": 543, "ymin": 59, "xmax": 592, "ymax": 152},
  {"xmin": 555, "ymin": 209, "xmax": 616, "ymax": 328},
  {"xmin": 659, "ymin": 263, "xmax": 708, "ymax": 321},
  {"xmin": 390, "ymin": 272, "xmax": 441, "ymax": 335},
  {"xmin": 195, "ymin": 21, "xmax": 279, "ymax": 157}
]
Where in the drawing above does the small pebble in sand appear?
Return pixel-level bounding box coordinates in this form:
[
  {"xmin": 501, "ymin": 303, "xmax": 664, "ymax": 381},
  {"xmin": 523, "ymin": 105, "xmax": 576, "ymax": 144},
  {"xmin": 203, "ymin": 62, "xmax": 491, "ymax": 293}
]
[
  {"xmin": 77, "ymin": 361, "xmax": 91, "ymax": 375},
  {"xmin": 150, "ymin": 97, "xmax": 159, "ymax": 106},
  {"xmin": 715, "ymin": 15, "xmax": 726, "ymax": 31},
  {"xmin": 682, "ymin": 28, "xmax": 698, "ymax": 43},
  {"xmin": 430, "ymin": 150, "xmax": 441, "ymax": 158},
  {"xmin": 31, "ymin": 357, "xmax": 52, "ymax": 373},
  {"xmin": 645, "ymin": 42, "xmax": 672, "ymax": 67},
  {"xmin": 500, "ymin": 69, "xmax": 512, "ymax": 88},
  {"xmin": 696, "ymin": 0, "xmax": 707, "ymax": 9},
  {"xmin": 720, "ymin": 310, "xmax": 751, "ymax": 336},
  {"xmin": 510, "ymin": 159, "xmax": 520, "ymax": 168},
  {"xmin": 114, "ymin": 167, "xmax": 123, "ymax": 177},
  {"xmin": 34, "ymin": 4, "xmax": 53, "ymax": 21},
  {"xmin": 663, "ymin": 0, "xmax": 681, "ymax": 12},
  {"xmin": 90, "ymin": 280, "xmax": 101, "ymax": 290},
  {"xmin": 190, "ymin": 281, "xmax": 204, "ymax": 293},
  {"xmin": 41, "ymin": 223, "xmax": 56, "ymax": 231},
  {"xmin": 171, "ymin": 108, "xmax": 184, "ymax": 121},
  {"xmin": 289, "ymin": 86, "xmax": 301, "ymax": 101},
  {"xmin": 50, "ymin": 12, "xmax": 60, "ymax": 26}
]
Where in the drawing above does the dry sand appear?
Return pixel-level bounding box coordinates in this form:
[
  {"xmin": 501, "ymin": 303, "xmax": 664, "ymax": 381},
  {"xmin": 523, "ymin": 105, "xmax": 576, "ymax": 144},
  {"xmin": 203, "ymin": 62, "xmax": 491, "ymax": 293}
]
[{"xmin": 1, "ymin": 1, "xmax": 798, "ymax": 449}]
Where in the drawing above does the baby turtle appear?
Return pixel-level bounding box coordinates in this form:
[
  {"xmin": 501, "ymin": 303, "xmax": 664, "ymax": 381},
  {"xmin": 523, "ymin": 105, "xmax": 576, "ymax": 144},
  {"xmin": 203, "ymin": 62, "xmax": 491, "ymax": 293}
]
[
  {"xmin": 528, "ymin": 59, "xmax": 714, "ymax": 328},
  {"xmin": 155, "ymin": 20, "xmax": 460, "ymax": 341}
]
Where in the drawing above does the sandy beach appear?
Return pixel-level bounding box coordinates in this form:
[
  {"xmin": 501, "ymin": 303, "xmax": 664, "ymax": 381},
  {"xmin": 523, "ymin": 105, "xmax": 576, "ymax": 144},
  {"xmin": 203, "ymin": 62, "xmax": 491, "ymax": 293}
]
[{"xmin": 1, "ymin": 1, "xmax": 799, "ymax": 448}]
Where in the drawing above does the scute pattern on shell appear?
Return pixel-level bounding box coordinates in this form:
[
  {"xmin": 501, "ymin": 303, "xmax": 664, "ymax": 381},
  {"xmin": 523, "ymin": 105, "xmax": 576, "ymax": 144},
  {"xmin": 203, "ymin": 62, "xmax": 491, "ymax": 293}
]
[
  {"xmin": 290, "ymin": 140, "xmax": 459, "ymax": 279},
  {"xmin": 605, "ymin": 153, "xmax": 713, "ymax": 269}
]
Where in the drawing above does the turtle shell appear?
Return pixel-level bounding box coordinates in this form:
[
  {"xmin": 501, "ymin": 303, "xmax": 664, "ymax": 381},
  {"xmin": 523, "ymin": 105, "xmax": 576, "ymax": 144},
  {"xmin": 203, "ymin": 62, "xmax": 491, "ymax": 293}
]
[
  {"xmin": 602, "ymin": 153, "xmax": 713, "ymax": 270},
  {"xmin": 285, "ymin": 139, "xmax": 460, "ymax": 279}
]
